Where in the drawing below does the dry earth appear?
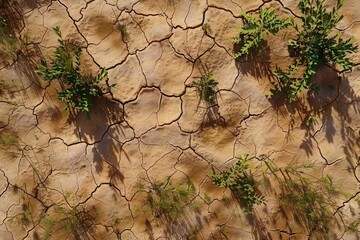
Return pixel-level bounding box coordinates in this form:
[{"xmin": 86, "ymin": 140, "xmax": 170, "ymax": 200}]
[{"xmin": 0, "ymin": 0, "xmax": 360, "ymax": 239}]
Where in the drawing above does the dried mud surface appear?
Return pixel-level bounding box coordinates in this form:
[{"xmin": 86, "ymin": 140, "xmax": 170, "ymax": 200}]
[{"xmin": 1, "ymin": 0, "xmax": 360, "ymax": 239}]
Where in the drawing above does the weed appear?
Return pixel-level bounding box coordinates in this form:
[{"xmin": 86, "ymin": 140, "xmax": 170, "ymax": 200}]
[
  {"xmin": 35, "ymin": 26, "xmax": 113, "ymax": 117},
  {"xmin": 306, "ymin": 114, "xmax": 318, "ymax": 127},
  {"xmin": 302, "ymin": 159, "xmax": 316, "ymax": 168},
  {"xmin": 0, "ymin": 15, "xmax": 5, "ymax": 29},
  {"xmin": 0, "ymin": 133, "xmax": 16, "ymax": 145},
  {"xmin": 0, "ymin": 14, "xmax": 20, "ymax": 65},
  {"xmin": 347, "ymin": 220, "xmax": 360, "ymax": 232},
  {"xmin": 204, "ymin": 193, "xmax": 211, "ymax": 204},
  {"xmin": 211, "ymin": 154, "xmax": 265, "ymax": 214},
  {"xmin": 232, "ymin": 8, "xmax": 292, "ymax": 58},
  {"xmin": 319, "ymin": 174, "xmax": 348, "ymax": 197},
  {"xmin": 266, "ymin": 160, "xmax": 347, "ymax": 238},
  {"xmin": 117, "ymin": 22, "xmax": 128, "ymax": 42},
  {"xmin": 272, "ymin": 0, "xmax": 358, "ymax": 102},
  {"xmin": 185, "ymin": 225, "xmax": 201, "ymax": 240},
  {"xmin": 146, "ymin": 179, "xmax": 196, "ymax": 222},
  {"xmin": 192, "ymin": 73, "xmax": 218, "ymax": 104},
  {"xmin": 8, "ymin": 203, "xmax": 33, "ymax": 227},
  {"xmin": 280, "ymin": 177, "xmax": 333, "ymax": 237},
  {"xmin": 202, "ymin": 23, "xmax": 212, "ymax": 35},
  {"xmin": 40, "ymin": 204, "xmax": 95, "ymax": 239}
]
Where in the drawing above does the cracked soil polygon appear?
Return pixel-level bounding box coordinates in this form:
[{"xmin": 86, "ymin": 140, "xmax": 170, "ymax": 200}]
[{"xmin": 1, "ymin": 0, "xmax": 360, "ymax": 239}]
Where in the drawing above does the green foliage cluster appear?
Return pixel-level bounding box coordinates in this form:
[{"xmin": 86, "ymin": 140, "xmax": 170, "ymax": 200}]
[
  {"xmin": 0, "ymin": 133, "xmax": 15, "ymax": 145},
  {"xmin": 117, "ymin": 22, "xmax": 128, "ymax": 42},
  {"xmin": 192, "ymin": 73, "xmax": 218, "ymax": 104},
  {"xmin": 146, "ymin": 179, "xmax": 196, "ymax": 222},
  {"xmin": 0, "ymin": 15, "xmax": 5, "ymax": 28},
  {"xmin": 0, "ymin": 14, "xmax": 19, "ymax": 65},
  {"xmin": 280, "ymin": 173, "xmax": 344, "ymax": 238},
  {"xmin": 347, "ymin": 219, "xmax": 360, "ymax": 232},
  {"xmin": 40, "ymin": 204, "xmax": 95, "ymax": 240},
  {"xmin": 234, "ymin": 0, "xmax": 358, "ymax": 102},
  {"xmin": 8, "ymin": 203, "xmax": 33, "ymax": 227},
  {"xmin": 273, "ymin": 0, "xmax": 358, "ymax": 101},
  {"xmin": 265, "ymin": 160, "xmax": 347, "ymax": 238},
  {"xmin": 232, "ymin": 8, "xmax": 293, "ymax": 58},
  {"xmin": 211, "ymin": 154, "xmax": 265, "ymax": 213},
  {"xmin": 35, "ymin": 27, "xmax": 111, "ymax": 116}
]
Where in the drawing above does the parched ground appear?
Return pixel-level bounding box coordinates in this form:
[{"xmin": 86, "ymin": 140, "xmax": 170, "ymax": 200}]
[{"xmin": 1, "ymin": 0, "xmax": 360, "ymax": 239}]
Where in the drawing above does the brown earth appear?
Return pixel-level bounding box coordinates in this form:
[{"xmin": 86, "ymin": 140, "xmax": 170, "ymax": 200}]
[{"xmin": 0, "ymin": 0, "xmax": 360, "ymax": 239}]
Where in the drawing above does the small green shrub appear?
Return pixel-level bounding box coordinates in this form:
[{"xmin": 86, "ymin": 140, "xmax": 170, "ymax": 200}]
[
  {"xmin": 35, "ymin": 26, "xmax": 112, "ymax": 116},
  {"xmin": 40, "ymin": 204, "xmax": 95, "ymax": 239},
  {"xmin": 265, "ymin": 160, "xmax": 347, "ymax": 238},
  {"xmin": 146, "ymin": 179, "xmax": 196, "ymax": 222},
  {"xmin": 8, "ymin": 203, "xmax": 33, "ymax": 227},
  {"xmin": 232, "ymin": 8, "xmax": 292, "ymax": 58},
  {"xmin": 0, "ymin": 14, "xmax": 20, "ymax": 65},
  {"xmin": 347, "ymin": 220, "xmax": 360, "ymax": 232},
  {"xmin": 0, "ymin": 15, "xmax": 5, "ymax": 28},
  {"xmin": 0, "ymin": 133, "xmax": 15, "ymax": 145},
  {"xmin": 280, "ymin": 173, "xmax": 344, "ymax": 238},
  {"xmin": 117, "ymin": 22, "xmax": 128, "ymax": 42},
  {"xmin": 211, "ymin": 154, "xmax": 265, "ymax": 213},
  {"xmin": 192, "ymin": 73, "xmax": 218, "ymax": 104},
  {"xmin": 306, "ymin": 114, "xmax": 318, "ymax": 127},
  {"xmin": 272, "ymin": 0, "xmax": 358, "ymax": 101},
  {"xmin": 202, "ymin": 23, "xmax": 212, "ymax": 35}
]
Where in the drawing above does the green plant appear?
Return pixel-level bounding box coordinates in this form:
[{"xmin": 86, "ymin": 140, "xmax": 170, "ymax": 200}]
[
  {"xmin": 282, "ymin": 178, "xmax": 331, "ymax": 237},
  {"xmin": 204, "ymin": 193, "xmax": 211, "ymax": 203},
  {"xmin": 232, "ymin": 8, "xmax": 292, "ymax": 58},
  {"xmin": 0, "ymin": 132, "xmax": 16, "ymax": 145},
  {"xmin": 202, "ymin": 23, "xmax": 212, "ymax": 35},
  {"xmin": 8, "ymin": 203, "xmax": 33, "ymax": 227},
  {"xmin": 40, "ymin": 204, "xmax": 95, "ymax": 240},
  {"xmin": 347, "ymin": 220, "xmax": 360, "ymax": 232},
  {"xmin": 211, "ymin": 154, "xmax": 265, "ymax": 213},
  {"xmin": 146, "ymin": 179, "xmax": 196, "ymax": 222},
  {"xmin": 273, "ymin": 0, "xmax": 358, "ymax": 102},
  {"xmin": 302, "ymin": 159, "xmax": 316, "ymax": 168},
  {"xmin": 0, "ymin": 15, "xmax": 5, "ymax": 28},
  {"xmin": 117, "ymin": 22, "xmax": 128, "ymax": 42},
  {"xmin": 265, "ymin": 160, "xmax": 347, "ymax": 238},
  {"xmin": 192, "ymin": 73, "xmax": 218, "ymax": 104},
  {"xmin": 0, "ymin": 14, "xmax": 20, "ymax": 65},
  {"xmin": 35, "ymin": 26, "xmax": 112, "ymax": 116},
  {"xmin": 306, "ymin": 114, "xmax": 318, "ymax": 127},
  {"xmin": 280, "ymin": 175, "xmax": 339, "ymax": 238}
]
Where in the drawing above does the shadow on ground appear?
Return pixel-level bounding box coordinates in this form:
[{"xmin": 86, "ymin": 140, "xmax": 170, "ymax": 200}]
[
  {"xmin": 69, "ymin": 95, "xmax": 127, "ymax": 183},
  {"xmin": 234, "ymin": 42, "xmax": 276, "ymax": 82}
]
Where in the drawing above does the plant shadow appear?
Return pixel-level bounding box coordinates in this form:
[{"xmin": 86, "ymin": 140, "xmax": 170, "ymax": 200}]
[
  {"xmin": 246, "ymin": 213, "xmax": 275, "ymax": 240},
  {"xmin": 37, "ymin": 204, "xmax": 98, "ymax": 240},
  {"xmin": 68, "ymin": 95, "xmax": 127, "ymax": 183},
  {"xmin": 234, "ymin": 41, "xmax": 276, "ymax": 83},
  {"xmin": 161, "ymin": 209, "xmax": 206, "ymax": 239},
  {"xmin": 267, "ymin": 64, "xmax": 360, "ymax": 170},
  {"xmin": 0, "ymin": 0, "xmax": 24, "ymax": 35},
  {"xmin": 200, "ymin": 100, "xmax": 226, "ymax": 129},
  {"xmin": 1, "ymin": 0, "xmax": 45, "ymax": 98},
  {"xmin": 143, "ymin": 177, "xmax": 209, "ymax": 240}
]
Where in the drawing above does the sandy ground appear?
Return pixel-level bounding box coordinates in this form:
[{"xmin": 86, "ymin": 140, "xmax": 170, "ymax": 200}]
[{"xmin": 0, "ymin": 0, "xmax": 360, "ymax": 239}]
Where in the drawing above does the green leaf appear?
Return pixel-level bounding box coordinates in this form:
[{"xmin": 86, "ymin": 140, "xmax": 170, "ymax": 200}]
[
  {"xmin": 53, "ymin": 26, "xmax": 62, "ymax": 38},
  {"xmin": 35, "ymin": 26, "xmax": 109, "ymax": 116},
  {"xmin": 233, "ymin": 8, "xmax": 292, "ymax": 57},
  {"xmin": 337, "ymin": 0, "xmax": 345, "ymax": 9},
  {"xmin": 276, "ymin": 0, "xmax": 358, "ymax": 102}
]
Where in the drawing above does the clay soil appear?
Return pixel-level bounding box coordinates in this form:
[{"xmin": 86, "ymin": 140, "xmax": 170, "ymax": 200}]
[{"xmin": 1, "ymin": 0, "xmax": 360, "ymax": 239}]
